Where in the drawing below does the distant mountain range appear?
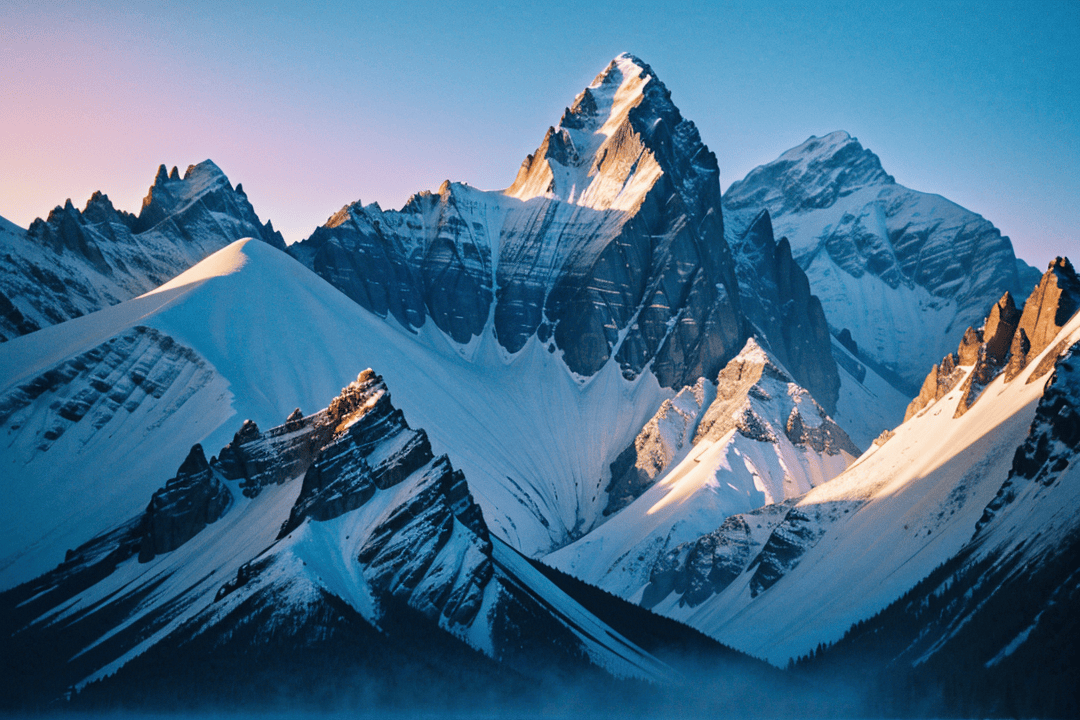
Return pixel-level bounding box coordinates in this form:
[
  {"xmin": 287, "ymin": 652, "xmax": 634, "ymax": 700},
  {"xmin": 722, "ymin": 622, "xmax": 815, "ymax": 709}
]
[{"xmin": 1, "ymin": 53, "xmax": 1075, "ymax": 718}]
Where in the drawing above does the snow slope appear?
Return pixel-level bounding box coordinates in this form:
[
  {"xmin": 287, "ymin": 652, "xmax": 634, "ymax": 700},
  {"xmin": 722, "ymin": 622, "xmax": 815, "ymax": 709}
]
[
  {"xmin": 647, "ymin": 305, "xmax": 1080, "ymax": 665},
  {"xmin": 0, "ymin": 238, "xmax": 672, "ymax": 589},
  {"xmin": 829, "ymin": 335, "xmax": 910, "ymax": 449}
]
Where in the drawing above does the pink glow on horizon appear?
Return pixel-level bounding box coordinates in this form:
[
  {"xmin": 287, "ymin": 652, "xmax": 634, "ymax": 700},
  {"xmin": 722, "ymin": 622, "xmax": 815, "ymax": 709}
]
[{"xmin": 2, "ymin": 1, "xmax": 1076, "ymax": 267}]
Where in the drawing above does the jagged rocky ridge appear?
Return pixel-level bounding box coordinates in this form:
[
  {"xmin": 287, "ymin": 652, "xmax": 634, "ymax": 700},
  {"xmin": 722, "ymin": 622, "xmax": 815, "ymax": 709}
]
[
  {"xmin": 0, "ymin": 161, "xmax": 284, "ymax": 341},
  {"xmin": 289, "ymin": 54, "xmax": 837, "ymax": 404},
  {"xmin": 724, "ymin": 131, "xmax": 1037, "ymax": 391},
  {"xmin": 135, "ymin": 443, "xmax": 232, "ymax": 562},
  {"xmin": 724, "ymin": 208, "xmax": 840, "ymax": 411},
  {"xmin": 0, "ymin": 369, "xmax": 688, "ymax": 707},
  {"xmin": 905, "ymin": 257, "xmax": 1080, "ymax": 420}
]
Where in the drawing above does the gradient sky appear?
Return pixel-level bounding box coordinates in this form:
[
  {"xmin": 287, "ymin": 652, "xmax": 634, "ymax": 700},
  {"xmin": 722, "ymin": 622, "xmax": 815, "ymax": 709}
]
[{"xmin": 2, "ymin": 0, "xmax": 1077, "ymax": 267}]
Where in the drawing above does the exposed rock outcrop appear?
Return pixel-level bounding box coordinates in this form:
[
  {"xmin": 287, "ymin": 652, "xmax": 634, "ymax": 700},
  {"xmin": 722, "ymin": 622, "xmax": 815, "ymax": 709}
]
[
  {"xmin": 836, "ymin": 328, "xmax": 859, "ymax": 357},
  {"xmin": 136, "ymin": 444, "xmax": 232, "ymax": 562},
  {"xmin": 975, "ymin": 340, "xmax": 1080, "ymax": 532},
  {"xmin": 1006, "ymin": 257, "xmax": 1080, "ymax": 380},
  {"xmin": 694, "ymin": 339, "xmax": 859, "ymax": 458},
  {"xmin": 281, "ymin": 379, "xmax": 439, "ymax": 535},
  {"xmin": 0, "ymin": 325, "xmax": 212, "ymax": 452},
  {"xmin": 644, "ymin": 510, "xmax": 770, "ymax": 608},
  {"xmin": 600, "ymin": 338, "xmax": 858, "ymax": 519},
  {"xmin": 905, "ymin": 353, "xmax": 966, "ymax": 421},
  {"xmin": 907, "ymin": 258, "xmax": 1080, "ymax": 420},
  {"xmin": 604, "ymin": 378, "xmax": 713, "ymax": 515},
  {"xmin": 725, "ymin": 209, "xmax": 840, "ymax": 413}
]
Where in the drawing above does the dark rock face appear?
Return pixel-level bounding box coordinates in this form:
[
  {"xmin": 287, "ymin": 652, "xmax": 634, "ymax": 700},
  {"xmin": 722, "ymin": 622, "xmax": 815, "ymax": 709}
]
[
  {"xmin": 136, "ymin": 444, "xmax": 232, "ymax": 562},
  {"xmin": 130, "ymin": 368, "xmax": 495, "ymax": 627},
  {"xmin": 976, "ymin": 341, "xmax": 1080, "ymax": 533},
  {"xmin": 724, "ymin": 131, "xmax": 1034, "ymax": 389},
  {"xmin": 725, "ymin": 209, "xmax": 841, "ymax": 412},
  {"xmin": 213, "ymin": 370, "xmax": 396, "ymax": 499},
  {"xmin": 290, "ymin": 55, "xmax": 748, "ymax": 390},
  {"xmin": 129, "ymin": 163, "xmax": 286, "ymax": 250},
  {"xmin": 644, "ymin": 514, "xmax": 756, "ymax": 608},
  {"xmin": 356, "ymin": 456, "xmax": 493, "ymax": 626},
  {"xmin": 639, "ymin": 498, "xmax": 815, "ymax": 609},
  {"xmin": 281, "ymin": 388, "xmax": 436, "ymax": 535},
  {"xmin": 748, "ymin": 501, "xmax": 861, "ymax": 597},
  {"xmin": 215, "ymin": 415, "xmax": 327, "ymax": 499},
  {"xmin": 197, "ymin": 367, "xmax": 496, "ymax": 626},
  {"xmin": 748, "ymin": 508, "xmax": 824, "ymax": 597},
  {"xmin": 836, "ymin": 328, "xmax": 858, "ymax": 357},
  {"xmin": 0, "ymin": 161, "xmax": 284, "ymax": 342},
  {"xmin": 295, "ymin": 190, "xmax": 487, "ymax": 341}
]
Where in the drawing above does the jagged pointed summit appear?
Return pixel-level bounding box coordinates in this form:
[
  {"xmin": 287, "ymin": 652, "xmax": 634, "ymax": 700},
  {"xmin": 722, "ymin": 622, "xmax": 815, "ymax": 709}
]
[
  {"xmin": 292, "ymin": 51, "xmax": 752, "ymax": 393},
  {"xmin": 506, "ymin": 53, "xmax": 720, "ymax": 215}
]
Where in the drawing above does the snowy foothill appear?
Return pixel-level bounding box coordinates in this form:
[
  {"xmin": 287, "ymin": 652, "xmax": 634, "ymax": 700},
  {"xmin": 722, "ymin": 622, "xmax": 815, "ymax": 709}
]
[
  {"xmin": 546, "ymin": 337, "xmax": 857, "ymax": 602},
  {"xmin": 0, "ymin": 238, "xmax": 672, "ymax": 589}
]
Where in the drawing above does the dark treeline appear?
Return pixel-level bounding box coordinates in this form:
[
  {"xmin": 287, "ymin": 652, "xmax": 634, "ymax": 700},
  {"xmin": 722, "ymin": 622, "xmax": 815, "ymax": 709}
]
[{"xmin": 791, "ymin": 531, "xmax": 1080, "ymax": 718}]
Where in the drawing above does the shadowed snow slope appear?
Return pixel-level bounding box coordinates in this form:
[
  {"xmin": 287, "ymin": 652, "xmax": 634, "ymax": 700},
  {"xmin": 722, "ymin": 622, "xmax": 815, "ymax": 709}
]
[{"xmin": 0, "ymin": 238, "xmax": 674, "ymax": 589}]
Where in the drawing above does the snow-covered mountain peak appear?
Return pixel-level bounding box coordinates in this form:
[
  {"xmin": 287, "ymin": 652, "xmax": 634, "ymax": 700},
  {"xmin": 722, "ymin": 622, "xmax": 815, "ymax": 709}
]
[
  {"xmin": 147, "ymin": 236, "xmax": 261, "ymax": 292},
  {"xmin": 1, "ymin": 158, "xmax": 285, "ymax": 342},
  {"xmin": 546, "ymin": 335, "xmax": 857, "ymax": 598},
  {"xmin": 82, "ymin": 190, "xmax": 120, "ymax": 217},
  {"xmin": 567, "ymin": 53, "xmax": 655, "ymax": 136},
  {"xmin": 505, "ymin": 54, "xmax": 715, "ymax": 214},
  {"xmin": 725, "ymin": 131, "xmax": 893, "ymax": 216},
  {"xmin": 724, "ymin": 133, "xmax": 1031, "ymax": 391}
]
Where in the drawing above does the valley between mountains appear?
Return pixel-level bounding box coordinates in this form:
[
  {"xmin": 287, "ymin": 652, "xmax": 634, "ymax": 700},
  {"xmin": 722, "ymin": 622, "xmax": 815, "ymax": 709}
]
[{"xmin": 1, "ymin": 54, "xmax": 1076, "ymax": 718}]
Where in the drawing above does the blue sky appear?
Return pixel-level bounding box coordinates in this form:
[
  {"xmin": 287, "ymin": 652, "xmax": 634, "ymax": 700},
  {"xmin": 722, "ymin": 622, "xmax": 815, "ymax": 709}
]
[{"xmin": 2, "ymin": 0, "xmax": 1076, "ymax": 267}]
